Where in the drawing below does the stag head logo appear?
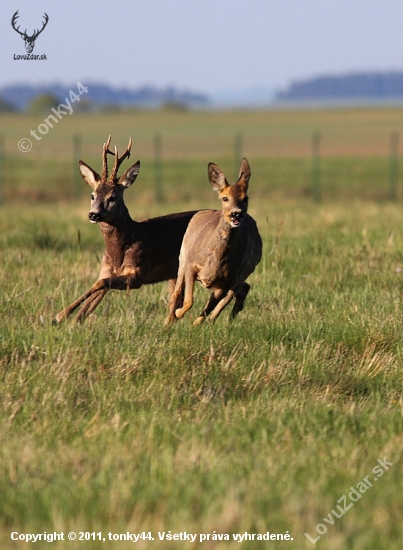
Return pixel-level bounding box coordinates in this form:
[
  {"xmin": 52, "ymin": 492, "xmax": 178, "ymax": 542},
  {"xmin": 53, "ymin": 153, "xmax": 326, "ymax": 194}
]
[{"xmin": 11, "ymin": 11, "xmax": 49, "ymax": 54}]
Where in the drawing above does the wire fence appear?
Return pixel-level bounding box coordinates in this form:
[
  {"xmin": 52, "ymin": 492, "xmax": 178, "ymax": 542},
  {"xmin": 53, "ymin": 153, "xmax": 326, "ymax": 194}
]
[{"xmin": 0, "ymin": 131, "xmax": 401, "ymax": 204}]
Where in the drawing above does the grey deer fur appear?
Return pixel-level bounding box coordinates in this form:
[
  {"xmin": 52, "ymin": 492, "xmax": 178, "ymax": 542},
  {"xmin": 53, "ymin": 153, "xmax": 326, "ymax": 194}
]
[{"xmin": 165, "ymin": 158, "xmax": 262, "ymax": 326}]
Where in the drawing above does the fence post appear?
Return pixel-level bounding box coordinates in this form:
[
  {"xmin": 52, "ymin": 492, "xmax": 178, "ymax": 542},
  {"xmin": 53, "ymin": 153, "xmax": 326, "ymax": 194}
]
[
  {"xmin": 0, "ymin": 134, "xmax": 4, "ymax": 204},
  {"xmin": 234, "ymin": 132, "xmax": 243, "ymax": 179},
  {"xmin": 154, "ymin": 133, "xmax": 164, "ymax": 203},
  {"xmin": 389, "ymin": 131, "xmax": 399, "ymax": 201},
  {"xmin": 311, "ymin": 132, "xmax": 321, "ymax": 202},
  {"xmin": 73, "ymin": 133, "xmax": 82, "ymax": 200}
]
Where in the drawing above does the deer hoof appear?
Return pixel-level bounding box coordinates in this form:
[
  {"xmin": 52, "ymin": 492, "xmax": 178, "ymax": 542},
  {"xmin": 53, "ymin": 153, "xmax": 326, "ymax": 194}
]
[
  {"xmin": 193, "ymin": 316, "xmax": 205, "ymax": 326},
  {"xmin": 175, "ymin": 308, "xmax": 185, "ymax": 319},
  {"xmin": 52, "ymin": 313, "xmax": 64, "ymax": 324},
  {"xmin": 164, "ymin": 315, "xmax": 176, "ymax": 326}
]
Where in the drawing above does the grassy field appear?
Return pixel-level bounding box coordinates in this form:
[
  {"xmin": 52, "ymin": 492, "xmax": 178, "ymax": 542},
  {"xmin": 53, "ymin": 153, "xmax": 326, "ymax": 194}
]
[
  {"xmin": 1, "ymin": 108, "xmax": 403, "ymax": 549},
  {"xmin": 2, "ymin": 106, "xmax": 403, "ymax": 202}
]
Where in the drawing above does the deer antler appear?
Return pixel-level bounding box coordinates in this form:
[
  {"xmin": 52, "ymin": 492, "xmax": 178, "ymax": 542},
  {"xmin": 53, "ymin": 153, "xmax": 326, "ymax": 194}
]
[
  {"xmin": 109, "ymin": 137, "xmax": 132, "ymax": 183},
  {"xmin": 31, "ymin": 13, "xmax": 49, "ymax": 40},
  {"xmin": 11, "ymin": 11, "xmax": 26, "ymax": 37},
  {"xmin": 101, "ymin": 135, "xmax": 113, "ymax": 181}
]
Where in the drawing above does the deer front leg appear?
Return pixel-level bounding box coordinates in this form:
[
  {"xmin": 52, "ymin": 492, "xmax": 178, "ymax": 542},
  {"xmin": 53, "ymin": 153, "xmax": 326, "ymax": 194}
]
[
  {"xmin": 53, "ymin": 270, "xmax": 145, "ymax": 324},
  {"xmin": 53, "ymin": 282, "xmax": 108, "ymax": 324},
  {"xmin": 173, "ymin": 267, "xmax": 197, "ymax": 321},
  {"xmin": 167, "ymin": 278, "xmax": 183, "ymax": 309},
  {"xmin": 165, "ymin": 269, "xmax": 187, "ymax": 325},
  {"xmin": 165, "ymin": 287, "xmax": 182, "ymax": 326},
  {"xmin": 74, "ymin": 289, "xmax": 109, "ymax": 323}
]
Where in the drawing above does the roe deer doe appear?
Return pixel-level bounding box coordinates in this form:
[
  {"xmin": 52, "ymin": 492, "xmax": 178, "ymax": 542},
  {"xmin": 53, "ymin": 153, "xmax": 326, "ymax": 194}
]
[
  {"xmin": 165, "ymin": 158, "xmax": 262, "ymax": 326},
  {"xmin": 54, "ymin": 135, "xmax": 197, "ymax": 324}
]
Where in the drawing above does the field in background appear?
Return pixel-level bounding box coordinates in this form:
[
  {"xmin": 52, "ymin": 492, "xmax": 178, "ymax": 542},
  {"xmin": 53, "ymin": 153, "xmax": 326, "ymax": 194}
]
[
  {"xmin": 1, "ymin": 107, "xmax": 403, "ymax": 203},
  {"xmin": 1, "ymin": 108, "xmax": 403, "ymax": 549},
  {"xmin": 3, "ymin": 107, "xmax": 403, "ymax": 159}
]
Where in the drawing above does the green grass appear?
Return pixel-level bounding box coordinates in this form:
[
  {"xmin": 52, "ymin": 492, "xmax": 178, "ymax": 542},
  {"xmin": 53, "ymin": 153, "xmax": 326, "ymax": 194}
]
[
  {"xmin": 1, "ymin": 197, "xmax": 403, "ymax": 550},
  {"xmin": 2, "ymin": 155, "xmax": 397, "ymax": 203},
  {"xmin": 1, "ymin": 108, "xmax": 403, "ymax": 549}
]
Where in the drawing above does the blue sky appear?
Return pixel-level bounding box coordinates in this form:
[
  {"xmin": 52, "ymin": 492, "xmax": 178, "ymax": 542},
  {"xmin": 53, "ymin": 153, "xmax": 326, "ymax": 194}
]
[{"xmin": 2, "ymin": 0, "xmax": 403, "ymax": 98}]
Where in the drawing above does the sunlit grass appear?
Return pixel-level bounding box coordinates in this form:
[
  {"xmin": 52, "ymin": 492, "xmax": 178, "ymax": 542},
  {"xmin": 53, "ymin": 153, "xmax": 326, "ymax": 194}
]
[
  {"xmin": 1, "ymin": 192, "xmax": 403, "ymax": 549},
  {"xmin": 1, "ymin": 107, "xmax": 403, "ymax": 548}
]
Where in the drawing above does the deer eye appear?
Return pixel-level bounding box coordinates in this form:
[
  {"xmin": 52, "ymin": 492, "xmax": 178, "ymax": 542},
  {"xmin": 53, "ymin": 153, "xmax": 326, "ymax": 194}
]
[
  {"xmin": 108, "ymin": 196, "xmax": 116, "ymax": 204},
  {"xmin": 91, "ymin": 194, "xmax": 95, "ymax": 200},
  {"xmin": 222, "ymin": 196, "xmax": 229, "ymax": 202}
]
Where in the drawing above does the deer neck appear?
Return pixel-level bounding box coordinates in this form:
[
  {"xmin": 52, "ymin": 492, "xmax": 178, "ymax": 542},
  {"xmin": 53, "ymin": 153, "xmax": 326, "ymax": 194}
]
[
  {"xmin": 99, "ymin": 207, "xmax": 137, "ymax": 267},
  {"xmin": 214, "ymin": 215, "xmax": 241, "ymax": 255}
]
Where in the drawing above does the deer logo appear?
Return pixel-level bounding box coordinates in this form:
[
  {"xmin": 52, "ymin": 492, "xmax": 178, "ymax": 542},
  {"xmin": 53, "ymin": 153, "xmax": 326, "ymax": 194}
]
[{"xmin": 11, "ymin": 11, "xmax": 49, "ymax": 54}]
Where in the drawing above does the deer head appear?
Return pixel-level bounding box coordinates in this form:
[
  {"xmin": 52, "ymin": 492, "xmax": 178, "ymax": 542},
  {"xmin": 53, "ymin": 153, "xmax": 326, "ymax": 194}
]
[
  {"xmin": 208, "ymin": 158, "xmax": 250, "ymax": 228},
  {"xmin": 11, "ymin": 11, "xmax": 49, "ymax": 54},
  {"xmin": 78, "ymin": 136, "xmax": 140, "ymax": 224}
]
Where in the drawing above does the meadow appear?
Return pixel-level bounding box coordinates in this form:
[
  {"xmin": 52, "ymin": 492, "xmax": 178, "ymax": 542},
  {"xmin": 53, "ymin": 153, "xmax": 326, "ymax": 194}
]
[{"xmin": 1, "ymin": 107, "xmax": 403, "ymax": 549}]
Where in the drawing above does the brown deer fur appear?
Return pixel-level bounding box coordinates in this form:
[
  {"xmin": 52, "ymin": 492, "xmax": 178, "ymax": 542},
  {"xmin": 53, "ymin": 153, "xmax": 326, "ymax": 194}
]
[
  {"xmin": 54, "ymin": 136, "xmax": 197, "ymax": 323},
  {"xmin": 165, "ymin": 158, "xmax": 262, "ymax": 326}
]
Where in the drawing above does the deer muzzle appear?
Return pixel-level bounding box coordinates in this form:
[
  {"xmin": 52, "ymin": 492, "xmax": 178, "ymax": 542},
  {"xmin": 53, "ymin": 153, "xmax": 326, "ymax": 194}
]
[
  {"xmin": 89, "ymin": 211, "xmax": 101, "ymax": 223},
  {"xmin": 229, "ymin": 210, "xmax": 244, "ymax": 227}
]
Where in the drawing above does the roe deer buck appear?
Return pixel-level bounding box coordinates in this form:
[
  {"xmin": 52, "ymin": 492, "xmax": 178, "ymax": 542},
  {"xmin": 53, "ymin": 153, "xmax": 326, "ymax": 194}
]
[
  {"xmin": 165, "ymin": 158, "xmax": 262, "ymax": 326},
  {"xmin": 53, "ymin": 136, "xmax": 197, "ymax": 324}
]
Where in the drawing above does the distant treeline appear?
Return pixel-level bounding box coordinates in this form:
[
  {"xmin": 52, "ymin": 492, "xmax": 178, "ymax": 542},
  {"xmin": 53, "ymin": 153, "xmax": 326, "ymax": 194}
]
[
  {"xmin": 276, "ymin": 71, "xmax": 403, "ymax": 102},
  {"xmin": 0, "ymin": 82, "xmax": 210, "ymax": 112}
]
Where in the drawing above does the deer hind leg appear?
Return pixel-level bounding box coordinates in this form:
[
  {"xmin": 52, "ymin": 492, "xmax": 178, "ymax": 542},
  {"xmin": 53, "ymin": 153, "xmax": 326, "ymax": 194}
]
[
  {"xmin": 192, "ymin": 288, "xmax": 227, "ymax": 325},
  {"xmin": 230, "ymin": 282, "xmax": 250, "ymax": 320},
  {"xmin": 74, "ymin": 289, "xmax": 109, "ymax": 323}
]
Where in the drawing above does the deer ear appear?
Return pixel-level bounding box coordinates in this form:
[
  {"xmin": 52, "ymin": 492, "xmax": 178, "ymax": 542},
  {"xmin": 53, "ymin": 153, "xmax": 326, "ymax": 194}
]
[
  {"xmin": 118, "ymin": 160, "xmax": 140, "ymax": 188},
  {"xmin": 208, "ymin": 162, "xmax": 228, "ymax": 192},
  {"xmin": 79, "ymin": 161, "xmax": 101, "ymax": 188},
  {"xmin": 237, "ymin": 157, "xmax": 250, "ymax": 192}
]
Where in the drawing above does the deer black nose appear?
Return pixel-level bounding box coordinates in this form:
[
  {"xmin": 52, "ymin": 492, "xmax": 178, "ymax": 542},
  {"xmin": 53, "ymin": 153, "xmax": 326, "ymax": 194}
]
[
  {"xmin": 89, "ymin": 212, "xmax": 100, "ymax": 222},
  {"xmin": 230, "ymin": 210, "xmax": 244, "ymax": 221}
]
